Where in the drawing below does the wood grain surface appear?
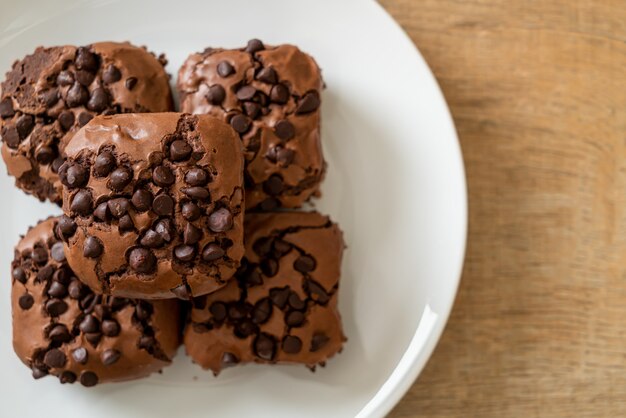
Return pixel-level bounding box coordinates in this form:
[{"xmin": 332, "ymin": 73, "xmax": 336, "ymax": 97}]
[{"xmin": 378, "ymin": 1, "xmax": 626, "ymax": 417}]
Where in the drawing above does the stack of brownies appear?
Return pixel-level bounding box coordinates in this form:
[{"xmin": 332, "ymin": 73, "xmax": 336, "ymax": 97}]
[{"xmin": 2, "ymin": 40, "xmax": 345, "ymax": 386}]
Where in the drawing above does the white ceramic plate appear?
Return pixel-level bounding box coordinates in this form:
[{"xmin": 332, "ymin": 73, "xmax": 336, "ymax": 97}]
[{"xmin": 0, "ymin": 0, "xmax": 466, "ymax": 416}]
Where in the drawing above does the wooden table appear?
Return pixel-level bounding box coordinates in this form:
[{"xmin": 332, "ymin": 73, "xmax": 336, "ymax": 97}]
[{"xmin": 379, "ymin": 1, "xmax": 626, "ymax": 416}]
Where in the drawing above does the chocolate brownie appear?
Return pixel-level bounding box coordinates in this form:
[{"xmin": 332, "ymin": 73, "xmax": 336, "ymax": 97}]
[
  {"xmin": 0, "ymin": 42, "xmax": 174, "ymax": 204},
  {"xmin": 185, "ymin": 211, "xmax": 345, "ymax": 374},
  {"xmin": 11, "ymin": 217, "xmax": 181, "ymax": 386},
  {"xmin": 177, "ymin": 40, "xmax": 324, "ymax": 211},
  {"xmin": 58, "ymin": 113, "xmax": 245, "ymax": 299}
]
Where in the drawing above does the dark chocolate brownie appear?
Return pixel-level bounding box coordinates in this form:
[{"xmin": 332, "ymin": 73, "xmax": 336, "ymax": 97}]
[
  {"xmin": 58, "ymin": 113, "xmax": 245, "ymax": 299},
  {"xmin": 0, "ymin": 42, "xmax": 174, "ymax": 204},
  {"xmin": 185, "ymin": 211, "xmax": 345, "ymax": 374},
  {"xmin": 11, "ymin": 217, "xmax": 181, "ymax": 386},
  {"xmin": 177, "ymin": 40, "xmax": 324, "ymax": 211}
]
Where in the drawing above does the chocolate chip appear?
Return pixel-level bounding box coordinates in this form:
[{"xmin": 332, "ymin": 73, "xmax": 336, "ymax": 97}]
[
  {"xmin": 272, "ymin": 239, "xmax": 291, "ymax": 257},
  {"xmin": 44, "ymin": 348, "xmax": 67, "ymax": 368},
  {"xmin": 35, "ymin": 146, "xmax": 55, "ymax": 164},
  {"xmin": 152, "ymin": 194, "xmax": 174, "ymax": 216},
  {"xmin": 79, "ymin": 293, "xmax": 95, "ymax": 311},
  {"xmin": 252, "ymin": 298, "xmax": 272, "ymax": 324},
  {"xmin": 310, "ymin": 333, "xmax": 330, "ymax": 352},
  {"xmin": 79, "ymin": 314, "xmax": 100, "ymax": 333},
  {"xmin": 171, "ymin": 284, "xmax": 190, "ymax": 300},
  {"xmin": 243, "ymin": 268, "xmax": 262, "ymax": 286},
  {"xmin": 109, "ymin": 166, "xmax": 133, "ymax": 191},
  {"xmin": 12, "ymin": 267, "xmax": 26, "ymax": 284},
  {"xmin": 138, "ymin": 335, "xmax": 156, "ymax": 351},
  {"xmin": 181, "ymin": 186, "xmax": 210, "ymax": 201},
  {"xmin": 70, "ymin": 189, "xmax": 93, "ymax": 216},
  {"xmin": 129, "ymin": 248, "xmax": 156, "ymax": 274},
  {"xmin": 66, "ymin": 163, "xmax": 89, "ymax": 188},
  {"xmin": 217, "ymin": 61, "xmax": 235, "ymax": 77},
  {"xmin": 169, "ymin": 139, "xmax": 192, "ymax": 161},
  {"xmin": 52, "ymin": 157, "xmax": 65, "ymax": 173},
  {"xmin": 52, "ymin": 268, "xmax": 71, "ymax": 285},
  {"xmin": 202, "ymin": 243, "xmax": 225, "ymax": 262},
  {"xmin": 285, "ymin": 310, "xmax": 305, "ymax": 327},
  {"xmin": 183, "ymin": 223, "xmax": 202, "ymax": 245},
  {"xmin": 80, "ymin": 371, "xmax": 98, "ymax": 387},
  {"xmin": 48, "ymin": 324, "xmax": 72, "ymax": 343},
  {"xmin": 294, "ymin": 255, "xmax": 316, "ymax": 273},
  {"xmin": 76, "ymin": 69, "xmax": 96, "ymax": 86},
  {"xmin": 93, "ymin": 150, "xmax": 116, "ymax": 177},
  {"xmin": 174, "ymin": 245, "xmax": 196, "ymax": 262},
  {"xmin": 154, "ymin": 219, "xmax": 174, "ymax": 242},
  {"xmin": 36, "ymin": 265, "xmax": 54, "ymax": 282},
  {"xmin": 140, "ymin": 230, "xmax": 164, "ymax": 248},
  {"xmin": 152, "ymin": 165, "xmax": 175, "ymax": 186},
  {"xmin": 253, "ymin": 237, "xmax": 272, "ymax": 257},
  {"xmin": 101, "ymin": 319, "xmax": 120, "ymax": 337},
  {"xmin": 66, "ymin": 82, "xmax": 89, "ymax": 107},
  {"xmin": 245, "ymin": 39, "xmax": 265, "ymax": 53},
  {"xmin": 269, "ymin": 288, "xmax": 290, "ymax": 309},
  {"xmin": 243, "ymin": 102, "xmax": 261, "ymax": 119},
  {"xmin": 296, "ymin": 91, "xmax": 321, "ymax": 114},
  {"xmin": 263, "ymin": 174, "xmax": 283, "ymax": 196},
  {"xmin": 274, "ymin": 119, "xmax": 295, "ymax": 141},
  {"xmin": 208, "ymin": 207, "xmax": 233, "ymax": 232},
  {"xmin": 209, "ymin": 302, "xmax": 227, "ymax": 321},
  {"xmin": 45, "ymin": 298, "xmax": 68, "ymax": 316},
  {"xmin": 87, "ymin": 88, "xmax": 109, "ymax": 112},
  {"xmin": 256, "ymin": 67, "xmax": 278, "ymax": 84},
  {"xmin": 135, "ymin": 301, "xmax": 153, "ymax": 320},
  {"xmin": 228, "ymin": 303, "xmax": 248, "ymax": 320},
  {"xmin": 85, "ymin": 332, "xmax": 102, "ymax": 345},
  {"xmin": 72, "ymin": 347, "xmax": 88, "ymax": 364},
  {"xmin": 60, "ymin": 371, "xmax": 77, "ymax": 384},
  {"xmin": 2, "ymin": 126, "xmax": 20, "ymax": 148},
  {"xmin": 236, "ymin": 85, "xmax": 256, "ymax": 101},
  {"xmin": 18, "ymin": 294, "xmax": 34, "ymax": 310},
  {"xmin": 221, "ymin": 352, "xmax": 239, "ymax": 367},
  {"xmin": 125, "ymin": 77, "xmax": 137, "ymax": 90},
  {"xmin": 282, "ymin": 292, "xmax": 305, "ymax": 313},
  {"xmin": 254, "ymin": 333, "xmax": 276, "ymax": 361},
  {"xmin": 230, "ymin": 113, "xmax": 251, "ymax": 134},
  {"xmin": 47, "ymin": 280, "xmax": 67, "ymax": 298},
  {"xmin": 58, "ymin": 110, "xmax": 75, "ymax": 131},
  {"xmin": 101, "ymin": 349, "xmax": 120, "ymax": 366},
  {"xmin": 109, "ymin": 297, "xmax": 129, "ymax": 311},
  {"xmin": 182, "ymin": 202, "xmax": 201, "ymax": 221},
  {"xmin": 185, "ymin": 168, "xmax": 209, "ymax": 186},
  {"xmin": 50, "ymin": 242, "xmax": 65, "ymax": 263},
  {"xmin": 267, "ymin": 145, "xmax": 294, "ymax": 166},
  {"xmin": 206, "ymin": 84, "xmax": 225, "ymax": 105},
  {"xmin": 107, "ymin": 198, "xmax": 130, "ymax": 218},
  {"xmin": 120, "ymin": 214, "xmax": 134, "ymax": 232},
  {"xmin": 282, "ymin": 335, "xmax": 303, "ymax": 354},
  {"xmin": 102, "ymin": 64, "xmax": 121, "ymax": 83},
  {"xmin": 31, "ymin": 246, "xmax": 48, "ymax": 265},
  {"xmin": 76, "ymin": 47, "xmax": 98, "ymax": 71},
  {"xmin": 32, "ymin": 367, "xmax": 48, "ymax": 379},
  {"xmin": 261, "ymin": 258, "xmax": 278, "ymax": 277},
  {"xmin": 270, "ymin": 84, "xmax": 289, "ymax": 104},
  {"xmin": 15, "ymin": 115, "xmax": 34, "ymax": 139},
  {"xmin": 0, "ymin": 98, "xmax": 14, "ymax": 117},
  {"xmin": 40, "ymin": 88, "xmax": 59, "ymax": 107},
  {"xmin": 56, "ymin": 70, "xmax": 74, "ymax": 86},
  {"xmin": 78, "ymin": 112, "xmax": 93, "ymax": 127},
  {"xmin": 307, "ymin": 280, "xmax": 330, "ymax": 304},
  {"xmin": 58, "ymin": 216, "xmax": 77, "ymax": 238},
  {"xmin": 83, "ymin": 236, "xmax": 103, "ymax": 258},
  {"xmin": 235, "ymin": 319, "xmax": 257, "ymax": 338},
  {"xmin": 93, "ymin": 202, "xmax": 110, "ymax": 222},
  {"xmin": 131, "ymin": 189, "xmax": 153, "ymax": 212}
]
